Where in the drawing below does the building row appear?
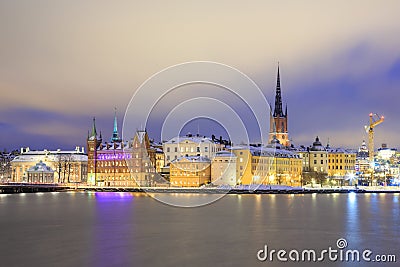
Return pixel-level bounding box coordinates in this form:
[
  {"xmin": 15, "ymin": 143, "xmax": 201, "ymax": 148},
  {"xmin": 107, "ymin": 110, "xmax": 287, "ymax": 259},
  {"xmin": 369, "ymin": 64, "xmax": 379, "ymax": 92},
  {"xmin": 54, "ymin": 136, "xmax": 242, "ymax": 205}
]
[{"xmin": 7, "ymin": 65, "xmax": 398, "ymax": 187}]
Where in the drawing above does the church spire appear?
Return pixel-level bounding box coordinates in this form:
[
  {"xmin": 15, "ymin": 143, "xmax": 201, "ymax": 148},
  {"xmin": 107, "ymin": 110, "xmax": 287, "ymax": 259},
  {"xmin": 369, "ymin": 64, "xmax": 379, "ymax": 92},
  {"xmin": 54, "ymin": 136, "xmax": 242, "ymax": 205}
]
[
  {"xmin": 90, "ymin": 117, "xmax": 97, "ymax": 139},
  {"xmin": 273, "ymin": 63, "xmax": 284, "ymax": 117},
  {"xmin": 111, "ymin": 107, "xmax": 121, "ymax": 142}
]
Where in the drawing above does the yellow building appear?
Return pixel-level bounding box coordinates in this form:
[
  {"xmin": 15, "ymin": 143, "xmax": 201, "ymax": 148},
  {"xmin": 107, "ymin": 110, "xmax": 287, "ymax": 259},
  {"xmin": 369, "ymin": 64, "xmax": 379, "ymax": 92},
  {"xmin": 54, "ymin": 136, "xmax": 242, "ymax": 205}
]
[
  {"xmin": 230, "ymin": 142, "xmax": 302, "ymax": 186},
  {"xmin": 170, "ymin": 156, "xmax": 211, "ymax": 187},
  {"xmin": 327, "ymin": 147, "xmax": 356, "ymax": 179}
]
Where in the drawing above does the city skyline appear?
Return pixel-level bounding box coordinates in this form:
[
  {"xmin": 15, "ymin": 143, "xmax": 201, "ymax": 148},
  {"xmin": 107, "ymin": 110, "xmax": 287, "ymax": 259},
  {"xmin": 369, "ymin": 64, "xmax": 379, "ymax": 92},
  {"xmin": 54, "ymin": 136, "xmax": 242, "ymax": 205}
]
[{"xmin": 1, "ymin": 1, "xmax": 400, "ymax": 150}]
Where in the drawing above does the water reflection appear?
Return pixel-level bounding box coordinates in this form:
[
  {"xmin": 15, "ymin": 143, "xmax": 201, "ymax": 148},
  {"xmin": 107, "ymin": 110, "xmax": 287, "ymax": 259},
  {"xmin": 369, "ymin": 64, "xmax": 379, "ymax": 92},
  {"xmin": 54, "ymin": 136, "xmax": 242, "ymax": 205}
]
[{"xmin": 91, "ymin": 192, "xmax": 136, "ymax": 266}]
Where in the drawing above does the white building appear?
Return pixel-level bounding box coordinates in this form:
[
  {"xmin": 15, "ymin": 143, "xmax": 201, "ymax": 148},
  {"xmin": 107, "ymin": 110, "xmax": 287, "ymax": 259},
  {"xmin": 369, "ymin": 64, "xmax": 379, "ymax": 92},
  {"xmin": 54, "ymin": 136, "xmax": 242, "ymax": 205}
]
[
  {"xmin": 27, "ymin": 161, "xmax": 55, "ymax": 183},
  {"xmin": 11, "ymin": 147, "xmax": 88, "ymax": 183},
  {"xmin": 163, "ymin": 133, "xmax": 225, "ymax": 164},
  {"xmin": 377, "ymin": 147, "xmax": 397, "ymax": 160},
  {"xmin": 211, "ymin": 151, "xmax": 237, "ymax": 186}
]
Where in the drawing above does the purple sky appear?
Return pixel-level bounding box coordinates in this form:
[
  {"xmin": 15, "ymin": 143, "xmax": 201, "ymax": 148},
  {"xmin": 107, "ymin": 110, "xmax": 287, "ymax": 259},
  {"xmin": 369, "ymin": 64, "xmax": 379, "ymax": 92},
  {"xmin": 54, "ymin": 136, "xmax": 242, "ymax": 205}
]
[{"xmin": 1, "ymin": 1, "xmax": 400, "ymax": 151}]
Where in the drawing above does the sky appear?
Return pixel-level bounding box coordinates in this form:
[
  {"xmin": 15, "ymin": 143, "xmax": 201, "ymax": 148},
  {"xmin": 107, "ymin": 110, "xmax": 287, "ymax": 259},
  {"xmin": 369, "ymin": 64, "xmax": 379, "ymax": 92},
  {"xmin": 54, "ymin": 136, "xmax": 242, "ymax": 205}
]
[{"xmin": 1, "ymin": 0, "xmax": 400, "ymax": 151}]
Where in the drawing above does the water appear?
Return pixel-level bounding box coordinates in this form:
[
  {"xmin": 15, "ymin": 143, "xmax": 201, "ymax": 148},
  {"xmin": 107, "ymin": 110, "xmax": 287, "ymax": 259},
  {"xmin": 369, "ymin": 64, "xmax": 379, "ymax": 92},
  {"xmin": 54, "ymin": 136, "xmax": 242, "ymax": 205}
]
[{"xmin": 0, "ymin": 192, "xmax": 399, "ymax": 267}]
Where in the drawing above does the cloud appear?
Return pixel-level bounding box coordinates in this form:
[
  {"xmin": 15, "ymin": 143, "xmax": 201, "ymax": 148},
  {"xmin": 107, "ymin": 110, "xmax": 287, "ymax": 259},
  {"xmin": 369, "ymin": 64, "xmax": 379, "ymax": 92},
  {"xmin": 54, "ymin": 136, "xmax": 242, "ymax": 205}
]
[{"xmin": 0, "ymin": 1, "xmax": 400, "ymax": 149}]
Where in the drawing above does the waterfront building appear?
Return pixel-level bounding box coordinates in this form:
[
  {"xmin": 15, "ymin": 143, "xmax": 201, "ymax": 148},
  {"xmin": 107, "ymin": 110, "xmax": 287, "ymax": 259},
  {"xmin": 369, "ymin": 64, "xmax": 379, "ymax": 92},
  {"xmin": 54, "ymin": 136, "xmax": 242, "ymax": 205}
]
[
  {"xmin": 211, "ymin": 151, "xmax": 237, "ymax": 186},
  {"xmin": 298, "ymin": 137, "xmax": 328, "ymax": 173},
  {"xmin": 27, "ymin": 161, "xmax": 55, "ymax": 183},
  {"xmin": 229, "ymin": 146, "xmax": 253, "ymax": 185},
  {"xmin": 169, "ymin": 156, "xmax": 211, "ymax": 187},
  {"xmin": 326, "ymin": 146, "xmax": 356, "ymax": 182},
  {"xmin": 0, "ymin": 150, "xmax": 18, "ymax": 182},
  {"xmin": 230, "ymin": 138, "xmax": 302, "ymax": 186},
  {"xmin": 11, "ymin": 147, "xmax": 87, "ymax": 183},
  {"xmin": 87, "ymin": 113, "xmax": 164, "ymax": 187},
  {"xmin": 163, "ymin": 133, "xmax": 225, "ymax": 164},
  {"xmin": 355, "ymin": 140, "xmax": 370, "ymax": 174},
  {"xmin": 374, "ymin": 144, "xmax": 399, "ymax": 184},
  {"xmin": 377, "ymin": 144, "xmax": 397, "ymax": 160},
  {"xmin": 269, "ymin": 65, "xmax": 289, "ymax": 146}
]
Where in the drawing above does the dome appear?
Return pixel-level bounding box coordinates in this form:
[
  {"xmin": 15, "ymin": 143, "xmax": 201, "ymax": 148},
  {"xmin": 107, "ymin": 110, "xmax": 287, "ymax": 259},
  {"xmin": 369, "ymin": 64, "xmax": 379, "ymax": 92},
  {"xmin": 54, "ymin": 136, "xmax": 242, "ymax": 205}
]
[{"xmin": 310, "ymin": 136, "xmax": 326, "ymax": 151}]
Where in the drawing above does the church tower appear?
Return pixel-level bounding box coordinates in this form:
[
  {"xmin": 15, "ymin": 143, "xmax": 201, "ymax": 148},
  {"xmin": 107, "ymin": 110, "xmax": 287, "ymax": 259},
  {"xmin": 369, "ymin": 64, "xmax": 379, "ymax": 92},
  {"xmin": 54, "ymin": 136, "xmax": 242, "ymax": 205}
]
[
  {"xmin": 87, "ymin": 117, "xmax": 101, "ymax": 185},
  {"xmin": 269, "ymin": 64, "xmax": 289, "ymax": 146},
  {"xmin": 111, "ymin": 107, "xmax": 122, "ymax": 143}
]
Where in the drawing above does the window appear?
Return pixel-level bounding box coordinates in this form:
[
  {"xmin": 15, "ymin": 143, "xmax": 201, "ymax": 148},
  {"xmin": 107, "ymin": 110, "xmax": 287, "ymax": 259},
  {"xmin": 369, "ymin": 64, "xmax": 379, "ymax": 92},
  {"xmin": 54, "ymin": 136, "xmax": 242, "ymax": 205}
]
[
  {"xmin": 314, "ymin": 160, "xmax": 317, "ymax": 164},
  {"xmin": 196, "ymin": 147, "xmax": 200, "ymax": 152},
  {"xmin": 321, "ymin": 160, "xmax": 323, "ymax": 164},
  {"xmin": 167, "ymin": 147, "xmax": 170, "ymax": 152},
  {"xmin": 174, "ymin": 147, "xmax": 178, "ymax": 152}
]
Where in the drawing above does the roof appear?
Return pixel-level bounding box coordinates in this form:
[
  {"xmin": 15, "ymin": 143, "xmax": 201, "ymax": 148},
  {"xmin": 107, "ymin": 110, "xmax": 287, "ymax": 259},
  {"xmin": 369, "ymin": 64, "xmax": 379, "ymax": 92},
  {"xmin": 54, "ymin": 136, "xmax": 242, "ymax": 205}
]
[
  {"xmin": 27, "ymin": 161, "xmax": 54, "ymax": 173},
  {"xmin": 171, "ymin": 155, "xmax": 211, "ymax": 163},
  {"xmin": 214, "ymin": 151, "xmax": 236, "ymax": 157},
  {"xmin": 250, "ymin": 146, "xmax": 300, "ymax": 159},
  {"xmin": 12, "ymin": 149, "xmax": 88, "ymax": 162},
  {"xmin": 164, "ymin": 135, "xmax": 214, "ymax": 144},
  {"xmin": 326, "ymin": 147, "xmax": 357, "ymax": 154}
]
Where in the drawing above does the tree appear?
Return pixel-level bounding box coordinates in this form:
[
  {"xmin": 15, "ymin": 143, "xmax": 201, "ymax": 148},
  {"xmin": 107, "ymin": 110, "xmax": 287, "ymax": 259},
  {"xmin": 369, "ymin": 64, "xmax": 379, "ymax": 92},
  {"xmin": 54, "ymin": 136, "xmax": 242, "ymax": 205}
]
[{"xmin": 302, "ymin": 171, "xmax": 327, "ymax": 187}]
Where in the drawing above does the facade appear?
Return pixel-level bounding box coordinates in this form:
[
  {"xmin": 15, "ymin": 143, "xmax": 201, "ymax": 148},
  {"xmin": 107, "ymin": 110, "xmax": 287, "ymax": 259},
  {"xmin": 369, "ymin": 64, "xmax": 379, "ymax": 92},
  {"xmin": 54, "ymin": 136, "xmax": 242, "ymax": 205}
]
[
  {"xmin": 298, "ymin": 137, "xmax": 328, "ymax": 173},
  {"xmin": 211, "ymin": 151, "xmax": 237, "ymax": 186},
  {"xmin": 230, "ymin": 147, "xmax": 253, "ymax": 185},
  {"xmin": 0, "ymin": 151, "xmax": 17, "ymax": 182},
  {"xmin": 11, "ymin": 147, "xmax": 87, "ymax": 183},
  {"xmin": 87, "ymin": 115, "xmax": 164, "ymax": 187},
  {"xmin": 27, "ymin": 161, "xmax": 55, "ymax": 183},
  {"xmin": 163, "ymin": 133, "xmax": 225, "ymax": 164},
  {"xmin": 326, "ymin": 147, "xmax": 356, "ymax": 179},
  {"xmin": 355, "ymin": 140, "xmax": 370, "ymax": 175},
  {"xmin": 169, "ymin": 156, "xmax": 211, "ymax": 187},
  {"xmin": 269, "ymin": 65, "xmax": 289, "ymax": 146},
  {"xmin": 231, "ymin": 140, "xmax": 302, "ymax": 186}
]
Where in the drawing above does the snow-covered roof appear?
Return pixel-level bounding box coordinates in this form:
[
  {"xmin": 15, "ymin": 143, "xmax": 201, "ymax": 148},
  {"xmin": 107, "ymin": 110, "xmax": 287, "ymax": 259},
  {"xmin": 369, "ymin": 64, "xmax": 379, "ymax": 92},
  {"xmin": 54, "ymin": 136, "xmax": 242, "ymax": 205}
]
[
  {"xmin": 326, "ymin": 147, "xmax": 356, "ymax": 154},
  {"xmin": 12, "ymin": 149, "xmax": 88, "ymax": 162},
  {"xmin": 164, "ymin": 135, "xmax": 214, "ymax": 144},
  {"xmin": 27, "ymin": 161, "xmax": 54, "ymax": 173},
  {"xmin": 229, "ymin": 145, "xmax": 300, "ymax": 159},
  {"xmin": 98, "ymin": 141, "xmax": 129, "ymax": 151},
  {"xmin": 250, "ymin": 146, "xmax": 300, "ymax": 159},
  {"xmin": 214, "ymin": 151, "xmax": 236, "ymax": 157},
  {"xmin": 171, "ymin": 155, "xmax": 211, "ymax": 163}
]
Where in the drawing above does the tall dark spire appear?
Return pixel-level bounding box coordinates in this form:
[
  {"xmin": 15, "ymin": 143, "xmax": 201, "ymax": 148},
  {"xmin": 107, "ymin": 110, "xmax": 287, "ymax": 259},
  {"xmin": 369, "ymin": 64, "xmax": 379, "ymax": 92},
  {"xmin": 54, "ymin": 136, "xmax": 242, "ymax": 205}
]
[
  {"xmin": 111, "ymin": 107, "xmax": 121, "ymax": 142},
  {"xmin": 90, "ymin": 117, "xmax": 97, "ymax": 139},
  {"xmin": 273, "ymin": 64, "xmax": 285, "ymax": 117}
]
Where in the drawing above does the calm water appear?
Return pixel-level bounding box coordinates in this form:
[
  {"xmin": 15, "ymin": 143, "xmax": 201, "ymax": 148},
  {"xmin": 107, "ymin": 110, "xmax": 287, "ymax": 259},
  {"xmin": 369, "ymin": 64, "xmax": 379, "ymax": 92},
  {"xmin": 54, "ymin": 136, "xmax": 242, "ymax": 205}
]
[{"xmin": 0, "ymin": 192, "xmax": 399, "ymax": 267}]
